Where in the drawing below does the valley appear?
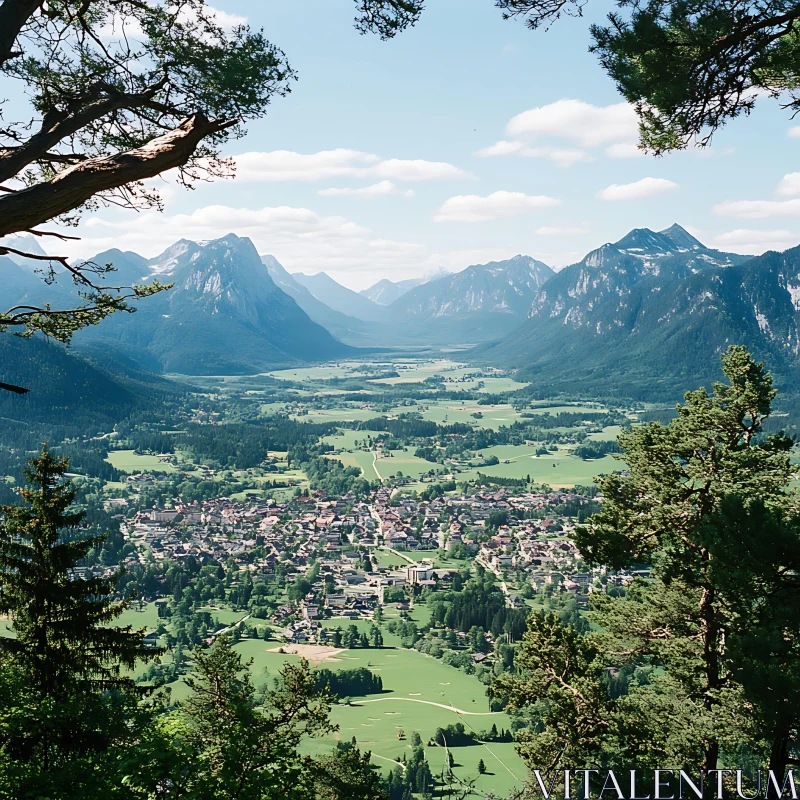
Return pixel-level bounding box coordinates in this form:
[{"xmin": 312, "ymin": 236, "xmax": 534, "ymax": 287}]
[
  {"xmin": 4, "ymin": 222, "xmax": 800, "ymax": 797},
  {"xmin": 0, "ymin": 352, "xmax": 643, "ymax": 795}
]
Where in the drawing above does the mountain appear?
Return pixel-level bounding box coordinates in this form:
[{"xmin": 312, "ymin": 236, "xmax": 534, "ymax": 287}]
[
  {"xmin": 0, "ymin": 233, "xmax": 51, "ymax": 271},
  {"xmin": 261, "ymin": 255, "xmax": 376, "ymax": 345},
  {"xmin": 382, "ymin": 254, "xmax": 555, "ymax": 343},
  {"xmin": 360, "ymin": 277, "xmax": 424, "ymax": 305},
  {"xmin": 74, "ymin": 234, "xmax": 355, "ymax": 374},
  {"xmin": 390, "ymin": 255, "xmax": 554, "ymax": 318},
  {"xmin": 292, "ymin": 272, "xmax": 385, "ymax": 322},
  {"xmin": 479, "ymin": 225, "xmax": 800, "ymax": 399},
  {"xmin": 0, "ymin": 332, "xmax": 178, "ymax": 432}
]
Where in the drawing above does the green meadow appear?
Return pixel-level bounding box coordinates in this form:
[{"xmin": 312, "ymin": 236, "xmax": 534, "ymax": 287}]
[{"xmin": 105, "ymin": 450, "xmax": 178, "ymax": 473}]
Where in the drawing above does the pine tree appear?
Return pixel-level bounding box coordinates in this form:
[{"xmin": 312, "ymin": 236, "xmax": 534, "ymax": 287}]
[
  {"xmin": 478, "ymin": 758, "xmax": 487, "ymax": 774},
  {"xmin": 162, "ymin": 636, "xmax": 333, "ymax": 797},
  {"xmin": 0, "ymin": 447, "xmax": 160, "ymax": 794},
  {"xmin": 493, "ymin": 348, "xmax": 800, "ymax": 787},
  {"xmin": 0, "ymin": 447, "xmax": 158, "ymax": 698}
]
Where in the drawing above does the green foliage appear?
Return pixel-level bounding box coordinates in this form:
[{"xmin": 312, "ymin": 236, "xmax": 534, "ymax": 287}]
[
  {"xmin": 315, "ymin": 667, "xmax": 384, "ymax": 699},
  {"xmin": 498, "ymin": 0, "xmax": 800, "ymax": 152},
  {"xmin": 591, "ymin": 0, "xmax": 800, "ymax": 153},
  {"xmin": 0, "ymin": 454, "xmax": 387, "ymax": 798},
  {"xmin": 0, "ymin": 448, "xmax": 160, "ymax": 797},
  {"xmin": 573, "ymin": 439, "xmax": 621, "ymax": 460},
  {"xmin": 494, "ymin": 347, "xmax": 800, "ymax": 789},
  {"xmin": 0, "ymin": 448, "xmax": 157, "ymax": 696}
]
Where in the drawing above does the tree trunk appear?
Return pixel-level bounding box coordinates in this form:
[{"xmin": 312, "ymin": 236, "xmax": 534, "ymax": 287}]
[
  {"xmin": 0, "ymin": 114, "xmax": 232, "ymax": 238},
  {"xmin": 700, "ymin": 583, "xmax": 721, "ymax": 779}
]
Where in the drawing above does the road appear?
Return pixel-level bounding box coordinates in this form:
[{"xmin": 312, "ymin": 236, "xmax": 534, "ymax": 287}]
[{"xmin": 351, "ymin": 697, "xmax": 503, "ymax": 716}]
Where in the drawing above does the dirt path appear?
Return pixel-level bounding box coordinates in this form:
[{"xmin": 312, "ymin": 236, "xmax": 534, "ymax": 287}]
[
  {"xmin": 382, "ymin": 546, "xmax": 416, "ymax": 565},
  {"xmin": 373, "ymin": 754, "xmax": 406, "ymax": 772},
  {"xmin": 478, "ymin": 741, "xmax": 523, "ymax": 783},
  {"xmin": 214, "ymin": 613, "xmax": 251, "ymax": 636},
  {"xmin": 351, "ymin": 697, "xmax": 503, "ymax": 716}
]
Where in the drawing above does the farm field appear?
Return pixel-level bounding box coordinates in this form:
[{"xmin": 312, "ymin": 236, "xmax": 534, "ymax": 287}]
[
  {"xmin": 106, "ymin": 449, "xmax": 178, "ymax": 473},
  {"xmin": 298, "ymin": 646, "xmax": 525, "ymax": 796},
  {"xmin": 326, "ymin": 437, "xmax": 623, "ymax": 488},
  {"xmin": 418, "ymin": 401, "xmax": 523, "ymax": 430},
  {"xmin": 459, "ymin": 449, "xmax": 621, "ymax": 487},
  {"xmin": 323, "ymin": 430, "xmax": 388, "ymax": 450},
  {"xmin": 291, "ymin": 408, "xmax": 379, "ymax": 423},
  {"xmin": 588, "ymin": 425, "xmax": 624, "ymax": 441},
  {"xmin": 373, "ymin": 448, "xmax": 437, "ymax": 480},
  {"xmin": 365, "ymin": 360, "xmax": 470, "ymax": 384},
  {"xmin": 145, "ymin": 627, "xmax": 527, "ymax": 792},
  {"xmin": 526, "ymin": 403, "xmax": 610, "ymax": 414}
]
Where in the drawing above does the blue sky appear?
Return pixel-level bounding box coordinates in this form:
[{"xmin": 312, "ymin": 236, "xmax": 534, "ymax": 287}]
[{"xmin": 57, "ymin": 0, "xmax": 800, "ymax": 289}]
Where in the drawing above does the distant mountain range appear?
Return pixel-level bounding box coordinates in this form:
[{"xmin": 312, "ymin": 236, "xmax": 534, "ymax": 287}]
[
  {"xmin": 360, "ymin": 277, "xmax": 423, "ymax": 305},
  {"xmin": 382, "ymin": 254, "xmax": 555, "ymax": 342},
  {"xmin": 480, "ymin": 225, "xmax": 800, "ymax": 398},
  {"xmin": 261, "ymin": 255, "xmax": 375, "ymax": 345},
  {"xmin": 7, "ymin": 224, "xmax": 800, "ymax": 401},
  {"xmin": 292, "ymin": 271, "xmax": 385, "ymax": 322},
  {"xmin": 283, "ymin": 254, "xmax": 555, "ymax": 345}
]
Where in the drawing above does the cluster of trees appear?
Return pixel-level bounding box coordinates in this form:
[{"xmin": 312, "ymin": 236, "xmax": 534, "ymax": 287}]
[
  {"xmin": 315, "ymin": 667, "xmax": 384, "ymax": 699},
  {"xmin": 493, "ymin": 348, "xmax": 800, "ymax": 793},
  {"xmin": 329, "ymin": 624, "xmax": 384, "ymax": 649},
  {"xmin": 573, "ymin": 439, "xmax": 622, "ymax": 461},
  {"xmin": 383, "ymin": 732, "xmax": 434, "ymax": 799},
  {"xmin": 179, "ymin": 419, "xmax": 334, "ymax": 469},
  {"xmin": 429, "ymin": 577, "xmax": 528, "ymax": 641}
]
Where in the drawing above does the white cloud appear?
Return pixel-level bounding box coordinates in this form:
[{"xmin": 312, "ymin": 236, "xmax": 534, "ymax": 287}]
[
  {"xmin": 475, "ymin": 140, "xmax": 526, "ymax": 157},
  {"xmin": 522, "ymin": 147, "xmax": 590, "ymax": 167},
  {"xmin": 535, "ymin": 225, "xmax": 591, "ymax": 236},
  {"xmin": 234, "ymin": 150, "xmax": 378, "ymax": 182},
  {"xmin": 434, "ymin": 191, "xmax": 561, "ymax": 223},
  {"xmin": 604, "ymin": 142, "xmax": 644, "ymax": 159},
  {"xmin": 64, "ymin": 205, "xmax": 427, "ymax": 278},
  {"xmin": 710, "ymin": 229, "xmax": 800, "ymax": 254},
  {"xmin": 318, "ymin": 181, "xmax": 414, "ymax": 197},
  {"xmin": 788, "ymin": 127, "xmax": 800, "ymax": 139},
  {"xmin": 776, "ymin": 172, "xmax": 800, "ymax": 197},
  {"xmin": 57, "ymin": 202, "xmax": 590, "ymax": 289},
  {"xmin": 506, "ymin": 99, "xmax": 639, "ymax": 147},
  {"xmin": 233, "ymin": 149, "xmax": 468, "ymax": 183},
  {"xmin": 201, "ymin": 6, "xmax": 248, "ymax": 30},
  {"xmin": 374, "ymin": 159, "xmax": 469, "ymax": 181},
  {"xmin": 598, "ymin": 177, "xmax": 678, "ymax": 201},
  {"xmin": 475, "ymin": 140, "xmax": 590, "ymax": 167},
  {"xmin": 713, "ymin": 198, "xmax": 800, "ymax": 219}
]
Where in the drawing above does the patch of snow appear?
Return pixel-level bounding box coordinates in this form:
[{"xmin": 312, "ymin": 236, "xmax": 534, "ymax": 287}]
[{"xmin": 786, "ymin": 283, "xmax": 800, "ymax": 311}]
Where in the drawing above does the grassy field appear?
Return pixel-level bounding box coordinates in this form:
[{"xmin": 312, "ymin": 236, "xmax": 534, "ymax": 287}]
[
  {"xmin": 418, "ymin": 402, "xmax": 523, "ymax": 430},
  {"xmin": 458, "ymin": 447, "xmax": 622, "ymax": 487},
  {"xmin": 588, "ymin": 425, "xmax": 624, "ymax": 441},
  {"xmin": 292, "ymin": 408, "xmax": 379, "ymax": 423},
  {"xmin": 526, "ymin": 403, "xmax": 610, "ymax": 414},
  {"xmin": 106, "ymin": 450, "xmax": 178, "ymax": 473},
  {"xmin": 373, "ymin": 547, "xmax": 422, "ymax": 568},
  {"xmin": 201, "ymin": 639, "xmax": 529, "ymax": 795},
  {"xmin": 374, "ymin": 448, "xmax": 438, "ymax": 480},
  {"xmin": 323, "ymin": 430, "xmax": 388, "ymax": 450},
  {"xmin": 299, "ymin": 646, "xmax": 526, "ymax": 796}
]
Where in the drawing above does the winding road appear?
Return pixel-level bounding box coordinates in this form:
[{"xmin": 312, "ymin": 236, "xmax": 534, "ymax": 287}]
[{"xmin": 351, "ymin": 697, "xmax": 503, "ymax": 716}]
